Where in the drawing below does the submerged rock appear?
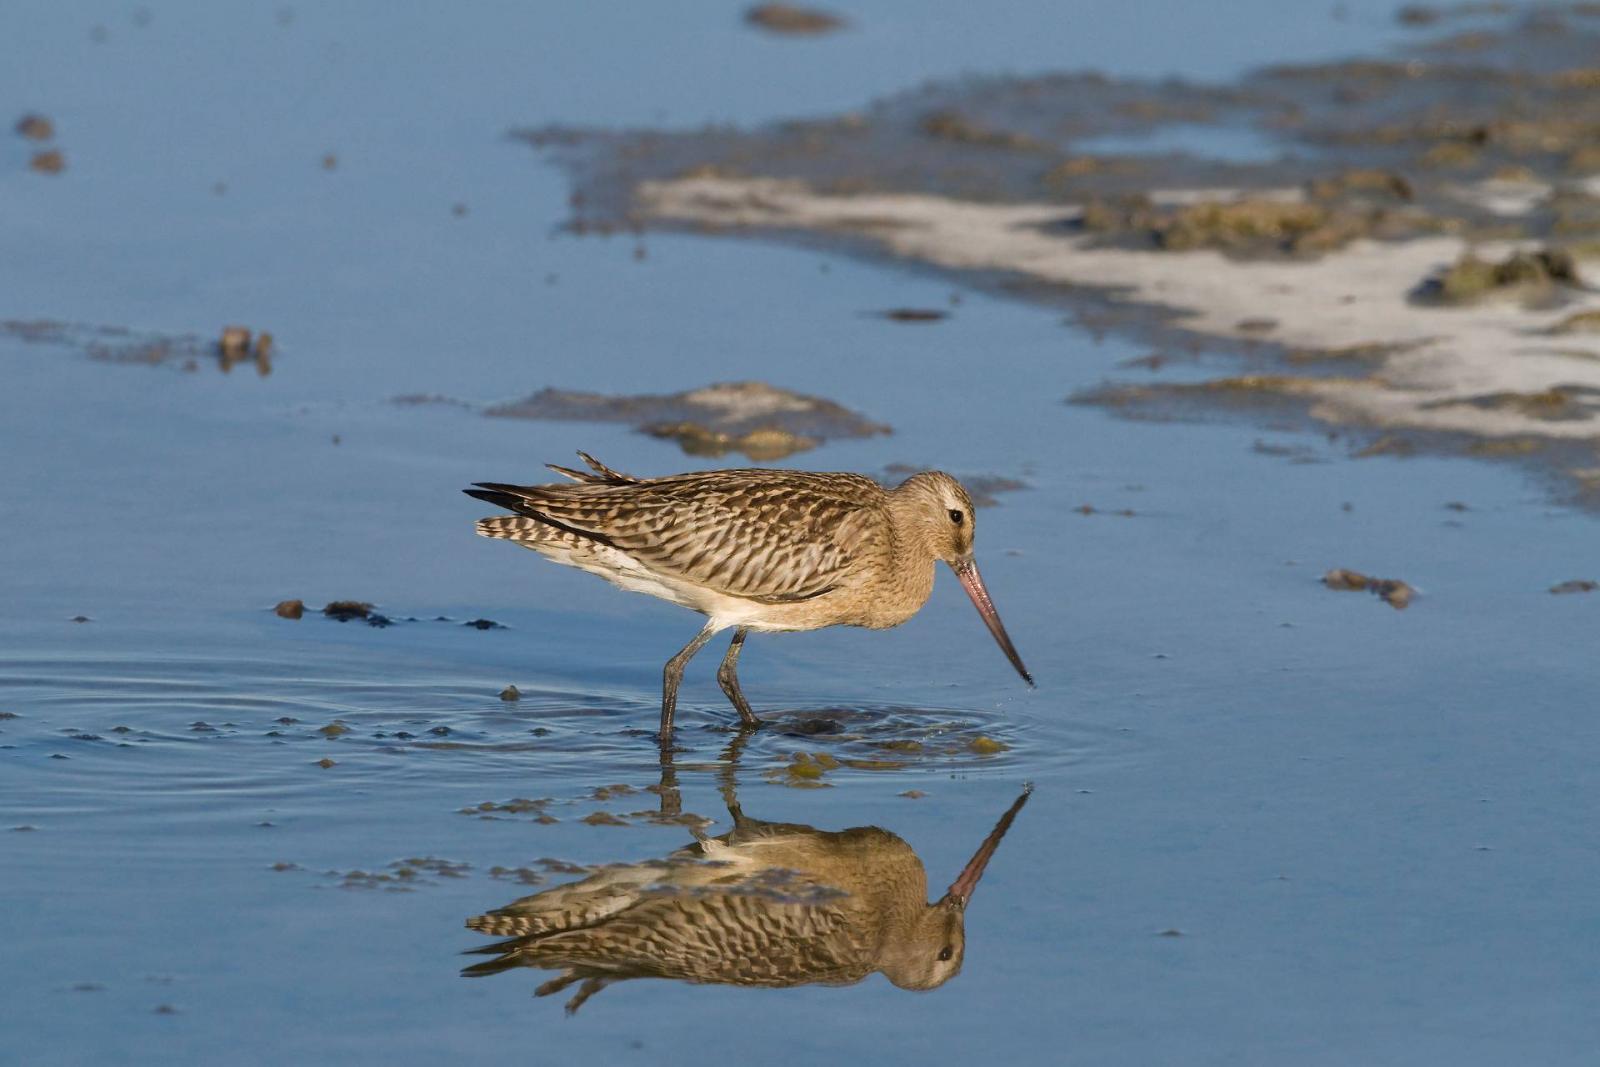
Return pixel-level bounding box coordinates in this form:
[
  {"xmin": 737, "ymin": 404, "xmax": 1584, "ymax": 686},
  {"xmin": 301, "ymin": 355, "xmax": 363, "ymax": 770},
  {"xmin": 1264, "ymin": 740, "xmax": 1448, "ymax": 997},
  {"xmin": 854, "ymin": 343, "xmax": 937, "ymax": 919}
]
[
  {"xmin": 485, "ymin": 381, "xmax": 889, "ymax": 461},
  {"xmin": 643, "ymin": 422, "xmax": 817, "ymax": 461}
]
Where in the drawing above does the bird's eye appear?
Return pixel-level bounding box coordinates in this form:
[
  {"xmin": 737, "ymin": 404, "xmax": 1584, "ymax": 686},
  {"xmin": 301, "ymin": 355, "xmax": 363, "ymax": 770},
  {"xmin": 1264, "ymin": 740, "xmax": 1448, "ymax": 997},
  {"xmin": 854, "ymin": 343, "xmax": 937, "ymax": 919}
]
[
  {"xmin": 938, "ymin": 946, "xmax": 954, "ymax": 961},
  {"xmin": 948, "ymin": 509, "xmax": 964, "ymax": 526}
]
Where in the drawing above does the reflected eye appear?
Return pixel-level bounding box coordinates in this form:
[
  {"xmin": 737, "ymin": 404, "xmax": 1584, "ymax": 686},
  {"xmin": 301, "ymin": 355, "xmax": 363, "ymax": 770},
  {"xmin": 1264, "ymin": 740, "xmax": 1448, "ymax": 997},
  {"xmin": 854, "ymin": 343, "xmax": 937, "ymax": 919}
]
[
  {"xmin": 937, "ymin": 946, "xmax": 954, "ymax": 961},
  {"xmin": 948, "ymin": 509, "xmax": 964, "ymax": 526}
]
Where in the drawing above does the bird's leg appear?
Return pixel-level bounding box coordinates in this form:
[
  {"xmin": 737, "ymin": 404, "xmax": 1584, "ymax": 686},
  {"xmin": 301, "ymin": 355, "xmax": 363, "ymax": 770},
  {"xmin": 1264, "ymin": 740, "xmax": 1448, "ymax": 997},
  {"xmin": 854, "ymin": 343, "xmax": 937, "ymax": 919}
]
[
  {"xmin": 716, "ymin": 723, "xmax": 755, "ymax": 816},
  {"xmin": 655, "ymin": 736, "xmax": 682, "ymax": 819},
  {"xmin": 660, "ymin": 623, "xmax": 716, "ymax": 739},
  {"xmin": 535, "ymin": 971, "xmax": 581, "ymax": 999},
  {"xmin": 715, "ymin": 628, "xmax": 761, "ymax": 728},
  {"xmin": 564, "ymin": 977, "xmax": 610, "ymax": 1015}
]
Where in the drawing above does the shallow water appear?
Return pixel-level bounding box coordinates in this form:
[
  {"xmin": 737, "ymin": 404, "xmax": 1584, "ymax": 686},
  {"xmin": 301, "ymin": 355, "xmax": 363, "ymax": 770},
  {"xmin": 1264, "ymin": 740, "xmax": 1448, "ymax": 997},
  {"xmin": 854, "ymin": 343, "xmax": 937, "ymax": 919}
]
[{"xmin": 3, "ymin": 3, "xmax": 1599, "ymax": 1065}]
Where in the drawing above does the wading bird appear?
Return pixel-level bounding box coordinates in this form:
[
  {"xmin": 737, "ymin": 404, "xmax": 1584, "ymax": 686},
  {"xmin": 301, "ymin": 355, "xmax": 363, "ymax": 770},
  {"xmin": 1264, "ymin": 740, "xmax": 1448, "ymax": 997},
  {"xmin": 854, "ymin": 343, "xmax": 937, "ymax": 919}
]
[{"xmin": 466, "ymin": 452, "xmax": 1031, "ymax": 737}]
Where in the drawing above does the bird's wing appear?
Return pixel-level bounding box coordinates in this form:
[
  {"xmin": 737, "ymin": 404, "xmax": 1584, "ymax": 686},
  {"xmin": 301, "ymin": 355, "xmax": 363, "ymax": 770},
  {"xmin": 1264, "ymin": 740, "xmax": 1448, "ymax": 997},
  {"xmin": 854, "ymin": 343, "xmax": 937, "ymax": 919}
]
[
  {"xmin": 467, "ymin": 863, "xmax": 669, "ymax": 939},
  {"xmin": 487, "ymin": 891, "xmax": 865, "ymax": 987},
  {"xmin": 469, "ymin": 471, "xmax": 886, "ymax": 604}
]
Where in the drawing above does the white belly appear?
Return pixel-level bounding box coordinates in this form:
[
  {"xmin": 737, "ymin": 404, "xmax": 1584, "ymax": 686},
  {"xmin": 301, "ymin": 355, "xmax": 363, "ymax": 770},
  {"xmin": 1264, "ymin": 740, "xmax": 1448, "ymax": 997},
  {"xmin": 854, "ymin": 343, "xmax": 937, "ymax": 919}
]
[{"xmin": 522, "ymin": 541, "xmax": 807, "ymax": 633}]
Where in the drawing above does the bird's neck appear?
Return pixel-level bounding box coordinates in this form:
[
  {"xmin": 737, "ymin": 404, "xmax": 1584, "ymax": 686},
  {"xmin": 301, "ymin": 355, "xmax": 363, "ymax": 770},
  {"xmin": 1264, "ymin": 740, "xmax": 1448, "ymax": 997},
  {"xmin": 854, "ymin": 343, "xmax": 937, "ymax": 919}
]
[{"xmin": 879, "ymin": 487, "xmax": 940, "ymax": 621}]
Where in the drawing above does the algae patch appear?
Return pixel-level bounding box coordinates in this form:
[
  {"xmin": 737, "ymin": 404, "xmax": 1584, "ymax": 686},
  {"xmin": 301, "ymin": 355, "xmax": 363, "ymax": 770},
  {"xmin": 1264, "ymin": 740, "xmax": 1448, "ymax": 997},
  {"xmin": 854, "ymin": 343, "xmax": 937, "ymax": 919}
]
[{"xmin": 1412, "ymin": 247, "xmax": 1583, "ymax": 305}]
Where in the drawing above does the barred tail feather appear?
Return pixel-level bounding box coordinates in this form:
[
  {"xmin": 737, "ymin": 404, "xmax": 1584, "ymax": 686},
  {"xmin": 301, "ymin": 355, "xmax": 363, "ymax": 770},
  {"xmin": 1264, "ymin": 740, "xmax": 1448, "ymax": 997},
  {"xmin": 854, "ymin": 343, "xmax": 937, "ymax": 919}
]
[{"xmin": 476, "ymin": 515, "xmax": 548, "ymax": 541}]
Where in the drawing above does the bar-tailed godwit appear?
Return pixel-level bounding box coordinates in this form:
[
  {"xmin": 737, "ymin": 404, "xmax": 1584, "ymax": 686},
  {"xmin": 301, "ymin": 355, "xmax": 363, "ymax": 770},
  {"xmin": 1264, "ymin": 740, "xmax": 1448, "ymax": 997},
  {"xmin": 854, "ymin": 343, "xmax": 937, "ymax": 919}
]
[
  {"xmin": 463, "ymin": 781, "xmax": 1032, "ymax": 1011},
  {"xmin": 465, "ymin": 452, "xmax": 1031, "ymax": 737}
]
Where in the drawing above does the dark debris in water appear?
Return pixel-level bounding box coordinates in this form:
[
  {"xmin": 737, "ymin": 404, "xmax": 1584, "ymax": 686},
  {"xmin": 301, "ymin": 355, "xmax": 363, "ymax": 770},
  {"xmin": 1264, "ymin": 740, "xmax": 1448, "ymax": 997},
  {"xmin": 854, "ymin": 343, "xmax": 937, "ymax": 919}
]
[
  {"xmin": 0, "ymin": 318, "xmax": 279, "ymax": 375},
  {"xmin": 216, "ymin": 326, "xmax": 274, "ymax": 376},
  {"xmin": 781, "ymin": 717, "xmax": 843, "ymax": 737},
  {"xmin": 875, "ymin": 307, "xmax": 949, "ymax": 322},
  {"xmin": 317, "ymin": 600, "xmax": 395, "ymax": 628},
  {"xmin": 15, "ymin": 112, "xmax": 54, "ymax": 140},
  {"xmin": 322, "ymin": 600, "xmax": 374, "ymax": 621},
  {"xmin": 744, "ymin": 3, "xmax": 845, "ymax": 35},
  {"xmin": 462, "ymin": 797, "xmax": 558, "ymax": 823},
  {"xmin": 320, "ymin": 857, "xmax": 473, "ymax": 891},
  {"xmin": 1323, "ymin": 567, "xmax": 1416, "ymax": 609},
  {"xmin": 581, "ymin": 810, "xmax": 630, "ymax": 826},
  {"xmin": 1549, "ymin": 578, "xmax": 1597, "ymax": 594},
  {"xmin": 726, "ymin": 707, "xmax": 1025, "ymax": 787},
  {"xmin": 29, "ymin": 149, "xmax": 65, "ymax": 174},
  {"xmin": 489, "ymin": 866, "xmax": 547, "ymax": 886},
  {"xmin": 321, "ymin": 601, "xmax": 393, "ymax": 627},
  {"xmin": 278, "ymin": 602, "xmax": 504, "ymax": 631}
]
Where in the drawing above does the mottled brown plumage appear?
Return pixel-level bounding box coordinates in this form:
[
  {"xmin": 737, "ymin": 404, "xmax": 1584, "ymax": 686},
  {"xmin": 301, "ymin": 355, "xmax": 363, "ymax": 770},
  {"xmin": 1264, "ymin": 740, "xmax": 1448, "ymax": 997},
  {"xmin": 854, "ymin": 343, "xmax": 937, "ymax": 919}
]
[
  {"xmin": 466, "ymin": 452, "xmax": 1031, "ymax": 736},
  {"xmin": 462, "ymin": 785, "xmax": 1032, "ymax": 1012}
]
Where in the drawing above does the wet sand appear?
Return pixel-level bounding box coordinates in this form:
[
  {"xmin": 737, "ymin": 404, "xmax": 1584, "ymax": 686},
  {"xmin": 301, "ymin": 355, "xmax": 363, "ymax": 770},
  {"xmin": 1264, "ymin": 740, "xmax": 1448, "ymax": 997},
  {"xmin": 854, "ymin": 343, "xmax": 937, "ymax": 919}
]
[{"xmin": 539, "ymin": 7, "xmax": 1600, "ymax": 499}]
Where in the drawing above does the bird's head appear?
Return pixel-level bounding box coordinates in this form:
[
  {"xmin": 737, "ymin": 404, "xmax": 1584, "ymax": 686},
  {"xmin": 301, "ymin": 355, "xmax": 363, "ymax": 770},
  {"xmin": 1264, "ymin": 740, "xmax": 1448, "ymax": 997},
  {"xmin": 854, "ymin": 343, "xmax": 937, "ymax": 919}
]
[
  {"xmin": 880, "ymin": 785, "xmax": 1033, "ymax": 991},
  {"xmin": 892, "ymin": 471, "xmax": 1032, "ymax": 687}
]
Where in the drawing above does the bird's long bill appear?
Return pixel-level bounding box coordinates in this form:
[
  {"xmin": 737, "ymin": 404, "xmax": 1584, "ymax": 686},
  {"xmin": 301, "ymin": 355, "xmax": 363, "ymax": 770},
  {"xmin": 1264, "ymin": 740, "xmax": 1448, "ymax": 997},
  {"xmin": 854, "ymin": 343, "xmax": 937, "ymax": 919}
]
[
  {"xmin": 944, "ymin": 784, "xmax": 1033, "ymax": 908},
  {"xmin": 950, "ymin": 557, "xmax": 1034, "ymax": 686}
]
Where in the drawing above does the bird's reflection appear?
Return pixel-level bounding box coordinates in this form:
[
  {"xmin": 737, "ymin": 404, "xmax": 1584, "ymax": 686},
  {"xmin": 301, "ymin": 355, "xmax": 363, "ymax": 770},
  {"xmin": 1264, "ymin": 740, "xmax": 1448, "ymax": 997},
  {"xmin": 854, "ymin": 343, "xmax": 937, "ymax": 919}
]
[{"xmin": 462, "ymin": 734, "xmax": 1031, "ymax": 1013}]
